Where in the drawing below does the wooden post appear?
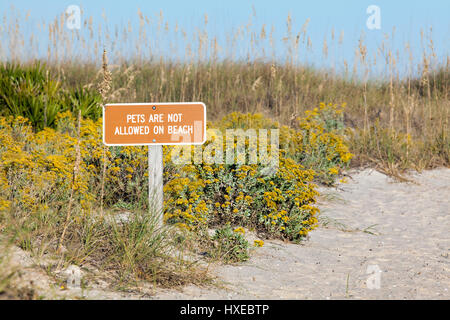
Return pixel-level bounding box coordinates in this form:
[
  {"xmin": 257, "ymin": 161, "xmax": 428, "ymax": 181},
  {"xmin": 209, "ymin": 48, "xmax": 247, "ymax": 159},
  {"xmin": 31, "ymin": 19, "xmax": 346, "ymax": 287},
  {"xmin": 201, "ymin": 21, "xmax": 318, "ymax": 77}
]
[{"xmin": 148, "ymin": 145, "xmax": 164, "ymax": 227}]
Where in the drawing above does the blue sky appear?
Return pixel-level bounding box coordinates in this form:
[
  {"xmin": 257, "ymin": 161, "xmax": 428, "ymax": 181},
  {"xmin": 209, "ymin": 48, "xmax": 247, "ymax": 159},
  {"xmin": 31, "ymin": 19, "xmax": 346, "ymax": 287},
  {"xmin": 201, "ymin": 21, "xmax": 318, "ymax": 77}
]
[{"xmin": 1, "ymin": 0, "xmax": 449, "ymax": 76}]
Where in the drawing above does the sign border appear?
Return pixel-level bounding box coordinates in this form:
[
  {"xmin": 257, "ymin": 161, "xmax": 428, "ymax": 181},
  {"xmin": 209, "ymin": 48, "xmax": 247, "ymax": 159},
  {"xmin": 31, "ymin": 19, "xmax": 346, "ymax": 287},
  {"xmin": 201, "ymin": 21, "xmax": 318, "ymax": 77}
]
[{"xmin": 102, "ymin": 102, "xmax": 207, "ymax": 146}]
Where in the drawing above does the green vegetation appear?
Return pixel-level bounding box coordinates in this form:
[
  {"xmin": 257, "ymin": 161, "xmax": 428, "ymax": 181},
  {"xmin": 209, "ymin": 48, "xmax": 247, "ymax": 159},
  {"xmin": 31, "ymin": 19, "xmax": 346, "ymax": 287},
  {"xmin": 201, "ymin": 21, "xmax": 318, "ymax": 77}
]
[
  {"xmin": 0, "ymin": 63, "xmax": 102, "ymax": 130},
  {"xmin": 210, "ymin": 226, "xmax": 250, "ymax": 263}
]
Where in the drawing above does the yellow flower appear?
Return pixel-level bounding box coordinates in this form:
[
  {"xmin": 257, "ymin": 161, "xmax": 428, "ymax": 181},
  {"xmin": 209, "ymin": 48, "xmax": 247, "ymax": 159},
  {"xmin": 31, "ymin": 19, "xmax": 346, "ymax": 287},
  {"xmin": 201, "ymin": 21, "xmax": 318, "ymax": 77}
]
[
  {"xmin": 328, "ymin": 167, "xmax": 339, "ymax": 175},
  {"xmin": 254, "ymin": 240, "xmax": 264, "ymax": 247},
  {"xmin": 234, "ymin": 227, "xmax": 245, "ymax": 234},
  {"xmin": 339, "ymin": 177, "xmax": 348, "ymax": 184}
]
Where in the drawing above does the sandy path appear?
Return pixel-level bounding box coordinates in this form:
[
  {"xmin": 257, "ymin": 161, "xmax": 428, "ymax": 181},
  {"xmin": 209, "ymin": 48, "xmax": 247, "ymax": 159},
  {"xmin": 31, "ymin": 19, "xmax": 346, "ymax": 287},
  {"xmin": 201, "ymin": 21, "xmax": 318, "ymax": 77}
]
[{"xmin": 154, "ymin": 168, "xmax": 450, "ymax": 299}]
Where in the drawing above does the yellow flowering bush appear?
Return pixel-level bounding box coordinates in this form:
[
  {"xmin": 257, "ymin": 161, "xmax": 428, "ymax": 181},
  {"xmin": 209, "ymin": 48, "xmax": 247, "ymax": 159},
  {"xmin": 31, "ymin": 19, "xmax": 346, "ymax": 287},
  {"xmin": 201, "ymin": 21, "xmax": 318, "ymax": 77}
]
[
  {"xmin": 0, "ymin": 115, "xmax": 88, "ymax": 215},
  {"xmin": 163, "ymin": 103, "xmax": 352, "ymax": 242},
  {"xmin": 58, "ymin": 112, "xmax": 149, "ymax": 207},
  {"xmin": 280, "ymin": 102, "xmax": 353, "ymax": 184},
  {"xmin": 164, "ymin": 160, "xmax": 319, "ymax": 241},
  {"xmin": 0, "ymin": 112, "xmax": 151, "ymax": 219},
  {"xmin": 215, "ymin": 103, "xmax": 353, "ymax": 184}
]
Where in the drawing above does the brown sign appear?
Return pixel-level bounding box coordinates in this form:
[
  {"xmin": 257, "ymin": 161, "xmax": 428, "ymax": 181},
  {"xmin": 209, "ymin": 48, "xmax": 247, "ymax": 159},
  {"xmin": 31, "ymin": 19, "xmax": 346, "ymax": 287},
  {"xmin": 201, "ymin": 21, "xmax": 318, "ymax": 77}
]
[{"xmin": 103, "ymin": 102, "xmax": 206, "ymax": 146}]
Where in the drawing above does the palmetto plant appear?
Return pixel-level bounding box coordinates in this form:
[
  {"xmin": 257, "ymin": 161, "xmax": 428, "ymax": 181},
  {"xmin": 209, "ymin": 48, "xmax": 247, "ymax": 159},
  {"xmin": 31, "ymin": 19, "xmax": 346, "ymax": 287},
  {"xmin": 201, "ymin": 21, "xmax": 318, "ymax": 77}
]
[
  {"xmin": 64, "ymin": 87, "xmax": 102, "ymax": 121},
  {"xmin": 0, "ymin": 63, "xmax": 61, "ymax": 130},
  {"xmin": 0, "ymin": 63, "xmax": 103, "ymax": 130}
]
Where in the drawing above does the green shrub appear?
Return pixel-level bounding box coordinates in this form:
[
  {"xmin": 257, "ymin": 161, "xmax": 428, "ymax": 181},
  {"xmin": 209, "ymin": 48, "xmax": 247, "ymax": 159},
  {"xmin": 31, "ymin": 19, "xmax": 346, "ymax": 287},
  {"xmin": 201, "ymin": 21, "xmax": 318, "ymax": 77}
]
[
  {"xmin": 0, "ymin": 63, "xmax": 102, "ymax": 130},
  {"xmin": 0, "ymin": 63, "xmax": 62, "ymax": 130},
  {"xmin": 211, "ymin": 225, "xmax": 250, "ymax": 263}
]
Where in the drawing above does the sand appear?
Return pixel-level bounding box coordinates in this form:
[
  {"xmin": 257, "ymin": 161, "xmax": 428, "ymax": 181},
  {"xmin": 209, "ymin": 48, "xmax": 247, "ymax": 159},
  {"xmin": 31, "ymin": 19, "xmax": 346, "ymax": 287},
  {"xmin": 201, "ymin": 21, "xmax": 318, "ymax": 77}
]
[{"xmin": 154, "ymin": 168, "xmax": 450, "ymax": 299}]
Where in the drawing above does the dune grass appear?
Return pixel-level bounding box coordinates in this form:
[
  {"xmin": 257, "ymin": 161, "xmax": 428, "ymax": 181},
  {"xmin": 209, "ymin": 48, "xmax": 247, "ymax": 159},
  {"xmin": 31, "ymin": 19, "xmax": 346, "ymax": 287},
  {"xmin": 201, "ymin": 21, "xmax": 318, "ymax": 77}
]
[{"xmin": 1, "ymin": 8, "xmax": 447, "ymax": 172}]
